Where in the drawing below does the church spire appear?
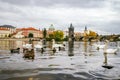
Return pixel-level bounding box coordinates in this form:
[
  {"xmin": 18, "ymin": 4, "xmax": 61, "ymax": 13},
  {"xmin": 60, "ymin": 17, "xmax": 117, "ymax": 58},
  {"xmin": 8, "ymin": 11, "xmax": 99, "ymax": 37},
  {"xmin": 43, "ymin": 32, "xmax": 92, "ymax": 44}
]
[
  {"xmin": 70, "ymin": 23, "xmax": 73, "ymax": 28},
  {"xmin": 85, "ymin": 26, "xmax": 87, "ymax": 31}
]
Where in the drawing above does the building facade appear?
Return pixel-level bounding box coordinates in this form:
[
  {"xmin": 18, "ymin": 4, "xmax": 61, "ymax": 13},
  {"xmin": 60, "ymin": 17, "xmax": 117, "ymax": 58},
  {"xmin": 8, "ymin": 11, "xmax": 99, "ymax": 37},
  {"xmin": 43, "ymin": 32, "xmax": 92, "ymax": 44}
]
[
  {"xmin": 0, "ymin": 28, "xmax": 11, "ymax": 38},
  {"xmin": 0, "ymin": 25, "xmax": 16, "ymax": 38},
  {"xmin": 13, "ymin": 27, "xmax": 43, "ymax": 38},
  {"xmin": 0, "ymin": 25, "xmax": 16, "ymax": 34}
]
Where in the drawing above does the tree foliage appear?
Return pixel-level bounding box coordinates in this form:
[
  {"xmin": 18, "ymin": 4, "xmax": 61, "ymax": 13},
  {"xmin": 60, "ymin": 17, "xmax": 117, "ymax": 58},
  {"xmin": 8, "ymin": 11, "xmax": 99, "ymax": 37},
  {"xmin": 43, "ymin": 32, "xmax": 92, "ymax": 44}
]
[
  {"xmin": 28, "ymin": 33, "xmax": 33, "ymax": 38},
  {"xmin": 54, "ymin": 30, "xmax": 64, "ymax": 41},
  {"xmin": 8, "ymin": 34, "xmax": 11, "ymax": 38},
  {"xmin": 43, "ymin": 28, "xmax": 47, "ymax": 38},
  {"xmin": 48, "ymin": 33, "xmax": 54, "ymax": 41},
  {"xmin": 48, "ymin": 30, "xmax": 64, "ymax": 41},
  {"xmin": 63, "ymin": 36, "xmax": 68, "ymax": 41},
  {"xmin": 89, "ymin": 30, "xmax": 98, "ymax": 37}
]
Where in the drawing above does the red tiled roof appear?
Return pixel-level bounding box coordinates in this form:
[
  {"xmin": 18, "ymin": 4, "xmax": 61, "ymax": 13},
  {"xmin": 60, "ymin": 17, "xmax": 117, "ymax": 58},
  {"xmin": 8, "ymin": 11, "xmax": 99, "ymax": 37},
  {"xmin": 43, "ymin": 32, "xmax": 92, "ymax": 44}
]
[
  {"xmin": 16, "ymin": 28, "xmax": 21, "ymax": 30},
  {"xmin": 0, "ymin": 28, "xmax": 9, "ymax": 30}
]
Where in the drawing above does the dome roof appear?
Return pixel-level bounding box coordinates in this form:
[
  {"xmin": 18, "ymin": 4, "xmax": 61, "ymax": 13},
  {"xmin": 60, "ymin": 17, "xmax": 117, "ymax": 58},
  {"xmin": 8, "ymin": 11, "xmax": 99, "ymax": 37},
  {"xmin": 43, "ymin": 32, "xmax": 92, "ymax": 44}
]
[{"xmin": 49, "ymin": 24, "xmax": 55, "ymax": 31}]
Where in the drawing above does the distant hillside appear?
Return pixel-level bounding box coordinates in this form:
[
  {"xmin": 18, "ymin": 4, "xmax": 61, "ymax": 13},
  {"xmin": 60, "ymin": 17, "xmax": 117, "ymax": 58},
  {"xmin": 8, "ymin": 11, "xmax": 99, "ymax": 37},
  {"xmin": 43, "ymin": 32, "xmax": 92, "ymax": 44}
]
[{"xmin": 0, "ymin": 25, "xmax": 16, "ymax": 28}]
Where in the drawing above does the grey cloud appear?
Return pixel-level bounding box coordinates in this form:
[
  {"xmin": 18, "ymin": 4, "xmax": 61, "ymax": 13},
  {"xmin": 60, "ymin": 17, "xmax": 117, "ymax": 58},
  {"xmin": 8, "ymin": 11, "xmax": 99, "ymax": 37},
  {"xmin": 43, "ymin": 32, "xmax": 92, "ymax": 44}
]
[
  {"xmin": 88, "ymin": 21, "xmax": 120, "ymax": 34},
  {"xmin": 0, "ymin": 0, "xmax": 106, "ymax": 8},
  {"xmin": 0, "ymin": 5, "xmax": 21, "ymax": 14},
  {"xmin": 111, "ymin": 0, "xmax": 120, "ymax": 12},
  {"xmin": 0, "ymin": 0, "xmax": 120, "ymax": 34},
  {"xmin": 0, "ymin": 1, "xmax": 22, "ymax": 14},
  {"xmin": 0, "ymin": 0, "xmax": 31, "ymax": 6},
  {"xmin": 104, "ymin": 21, "xmax": 120, "ymax": 34}
]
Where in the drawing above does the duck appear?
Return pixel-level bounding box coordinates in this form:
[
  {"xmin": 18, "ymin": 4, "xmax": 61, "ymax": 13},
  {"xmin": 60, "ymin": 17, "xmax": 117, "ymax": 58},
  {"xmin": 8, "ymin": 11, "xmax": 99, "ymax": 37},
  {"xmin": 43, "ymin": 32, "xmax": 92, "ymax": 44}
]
[
  {"xmin": 10, "ymin": 48, "xmax": 20, "ymax": 54},
  {"xmin": 23, "ymin": 49, "xmax": 35, "ymax": 59}
]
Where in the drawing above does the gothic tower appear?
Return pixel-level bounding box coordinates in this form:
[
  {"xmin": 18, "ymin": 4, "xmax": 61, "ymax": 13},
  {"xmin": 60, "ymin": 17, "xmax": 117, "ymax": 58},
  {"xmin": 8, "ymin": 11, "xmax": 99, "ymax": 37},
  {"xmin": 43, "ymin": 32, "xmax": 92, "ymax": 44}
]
[
  {"xmin": 68, "ymin": 23, "xmax": 74, "ymax": 41},
  {"xmin": 68, "ymin": 23, "xmax": 74, "ymax": 56}
]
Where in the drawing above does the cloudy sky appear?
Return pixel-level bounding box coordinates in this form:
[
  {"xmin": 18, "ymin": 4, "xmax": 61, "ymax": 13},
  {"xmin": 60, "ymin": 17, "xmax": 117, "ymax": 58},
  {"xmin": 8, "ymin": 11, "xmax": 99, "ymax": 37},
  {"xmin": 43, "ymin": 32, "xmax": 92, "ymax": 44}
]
[{"xmin": 0, "ymin": 0, "xmax": 120, "ymax": 35}]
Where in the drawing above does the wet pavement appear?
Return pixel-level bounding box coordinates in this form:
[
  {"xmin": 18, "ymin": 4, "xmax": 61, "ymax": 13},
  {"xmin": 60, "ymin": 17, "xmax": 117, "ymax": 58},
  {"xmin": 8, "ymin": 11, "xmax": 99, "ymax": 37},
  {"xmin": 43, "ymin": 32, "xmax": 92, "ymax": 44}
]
[{"xmin": 0, "ymin": 40, "xmax": 120, "ymax": 80}]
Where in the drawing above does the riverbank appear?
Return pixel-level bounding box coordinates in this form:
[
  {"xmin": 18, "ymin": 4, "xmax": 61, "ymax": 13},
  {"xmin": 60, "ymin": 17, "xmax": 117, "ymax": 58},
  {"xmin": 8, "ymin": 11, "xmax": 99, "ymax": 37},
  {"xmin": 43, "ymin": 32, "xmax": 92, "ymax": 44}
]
[{"xmin": 0, "ymin": 38, "xmax": 40, "ymax": 41}]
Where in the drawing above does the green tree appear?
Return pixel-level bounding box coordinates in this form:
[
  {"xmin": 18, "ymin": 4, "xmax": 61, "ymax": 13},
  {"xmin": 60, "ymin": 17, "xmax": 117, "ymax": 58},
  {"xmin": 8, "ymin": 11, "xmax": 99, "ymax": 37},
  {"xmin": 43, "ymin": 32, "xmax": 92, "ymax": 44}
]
[
  {"xmin": 43, "ymin": 28, "xmax": 47, "ymax": 38},
  {"xmin": 54, "ymin": 30, "xmax": 64, "ymax": 41},
  {"xmin": 28, "ymin": 33, "xmax": 34, "ymax": 38},
  {"xmin": 63, "ymin": 36, "xmax": 68, "ymax": 41},
  {"xmin": 48, "ymin": 33, "xmax": 54, "ymax": 41},
  {"xmin": 5, "ymin": 35, "xmax": 7, "ymax": 38},
  {"xmin": 8, "ymin": 34, "xmax": 11, "ymax": 38},
  {"xmin": 48, "ymin": 30, "xmax": 64, "ymax": 41}
]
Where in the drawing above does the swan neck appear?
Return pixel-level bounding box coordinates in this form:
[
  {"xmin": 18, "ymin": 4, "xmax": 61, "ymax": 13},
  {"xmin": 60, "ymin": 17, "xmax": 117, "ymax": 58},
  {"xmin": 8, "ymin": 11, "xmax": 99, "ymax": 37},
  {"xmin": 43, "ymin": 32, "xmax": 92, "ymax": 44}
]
[
  {"xmin": 104, "ymin": 42, "xmax": 108, "ymax": 51},
  {"xmin": 52, "ymin": 39, "xmax": 55, "ymax": 44}
]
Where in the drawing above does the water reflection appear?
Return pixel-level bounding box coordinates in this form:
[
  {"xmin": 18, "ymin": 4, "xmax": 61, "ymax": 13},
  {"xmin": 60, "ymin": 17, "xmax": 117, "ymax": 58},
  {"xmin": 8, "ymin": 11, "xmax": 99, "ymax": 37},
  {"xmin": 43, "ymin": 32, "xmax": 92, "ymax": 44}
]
[
  {"xmin": 83, "ymin": 41, "xmax": 88, "ymax": 63},
  {"xmin": 0, "ymin": 40, "xmax": 17, "ymax": 50},
  {"xmin": 84, "ymin": 41, "xmax": 88, "ymax": 53},
  {"xmin": 0, "ymin": 40, "xmax": 120, "ymax": 80},
  {"xmin": 68, "ymin": 41, "xmax": 74, "ymax": 56}
]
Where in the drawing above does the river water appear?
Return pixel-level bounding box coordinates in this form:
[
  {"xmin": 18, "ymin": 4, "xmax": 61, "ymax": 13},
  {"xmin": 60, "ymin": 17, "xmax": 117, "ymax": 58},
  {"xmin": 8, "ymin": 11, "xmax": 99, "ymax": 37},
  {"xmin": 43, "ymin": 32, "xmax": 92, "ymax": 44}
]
[{"xmin": 0, "ymin": 40, "xmax": 120, "ymax": 80}]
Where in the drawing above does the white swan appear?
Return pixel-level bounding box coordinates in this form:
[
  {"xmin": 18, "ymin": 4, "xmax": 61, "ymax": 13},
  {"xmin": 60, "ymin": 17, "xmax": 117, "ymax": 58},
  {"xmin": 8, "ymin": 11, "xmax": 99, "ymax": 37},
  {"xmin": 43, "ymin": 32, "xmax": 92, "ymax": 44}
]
[
  {"xmin": 92, "ymin": 42, "xmax": 105, "ymax": 50},
  {"xmin": 23, "ymin": 43, "xmax": 33, "ymax": 53},
  {"xmin": 52, "ymin": 39, "xmax": 65, "ymax": 51},
  {"xmin": 34, "ymin": 41, "xmax": 43, "ymax": 50},
  {"xmin": 23, "ymin": 44, "xmax": 32, "ymax": 49},
  {"xmin": 102, "ymin": 40, "xmax": 117, "ymax": 69},
  {"xmin": 104, "ymin": 48, "xmax": 118, "ymax": 54},
  {"xmin": 117, "ymin": 41, "xmax": 120, "ymax": 50},
  {"xmin": 104, "ymin": 40, "xmax": 118, "ymax": 54}
]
